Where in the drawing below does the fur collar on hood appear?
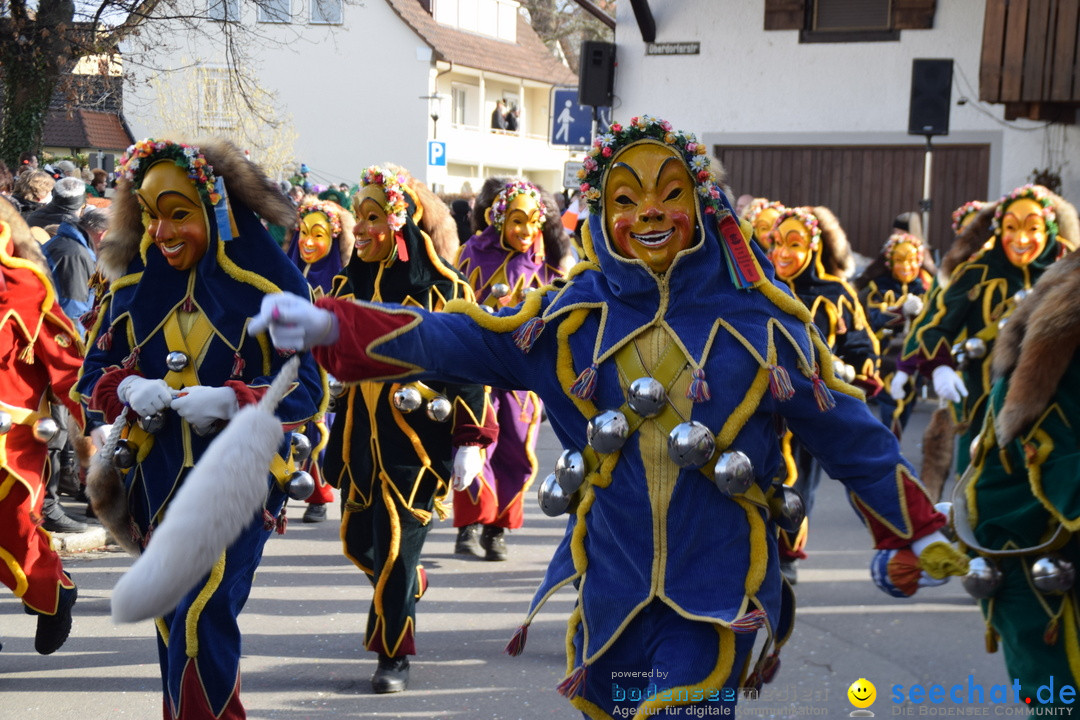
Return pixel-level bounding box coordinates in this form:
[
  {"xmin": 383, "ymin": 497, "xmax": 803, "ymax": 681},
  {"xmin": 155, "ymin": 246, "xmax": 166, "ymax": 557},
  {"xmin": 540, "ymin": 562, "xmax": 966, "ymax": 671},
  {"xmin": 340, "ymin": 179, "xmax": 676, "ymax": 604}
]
[{"xmin": 992, "ymin": 249, "xmax": 1080, "ymax": 443}]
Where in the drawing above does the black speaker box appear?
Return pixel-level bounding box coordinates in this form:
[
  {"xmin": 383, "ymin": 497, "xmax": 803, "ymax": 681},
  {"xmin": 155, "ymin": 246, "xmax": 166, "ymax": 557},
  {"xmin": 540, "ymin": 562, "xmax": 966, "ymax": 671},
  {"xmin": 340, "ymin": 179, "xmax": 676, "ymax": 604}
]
[
  {"xmin": 579, "ymin": 41, "xmax": 616, "ymax": 107},
  {"xmin": 908, "ymin": 59, "xmax": 953, "ymax": 136}
]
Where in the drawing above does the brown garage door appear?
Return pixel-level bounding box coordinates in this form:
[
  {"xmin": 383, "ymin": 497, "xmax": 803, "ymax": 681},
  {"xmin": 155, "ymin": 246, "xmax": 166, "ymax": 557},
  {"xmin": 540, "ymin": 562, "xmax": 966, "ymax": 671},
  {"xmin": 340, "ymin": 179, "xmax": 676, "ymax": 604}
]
[{"xmin": 714, "ymin": 144, "xmax": 991, "ymax": 262}]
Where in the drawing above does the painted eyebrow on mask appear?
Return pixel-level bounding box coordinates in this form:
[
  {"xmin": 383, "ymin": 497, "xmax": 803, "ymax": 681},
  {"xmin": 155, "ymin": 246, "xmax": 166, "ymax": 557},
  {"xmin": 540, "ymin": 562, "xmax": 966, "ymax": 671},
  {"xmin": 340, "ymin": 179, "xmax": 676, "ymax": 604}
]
[{"xmin": 611, "ymin": 162, "xmax": 641, "ymax": 188}]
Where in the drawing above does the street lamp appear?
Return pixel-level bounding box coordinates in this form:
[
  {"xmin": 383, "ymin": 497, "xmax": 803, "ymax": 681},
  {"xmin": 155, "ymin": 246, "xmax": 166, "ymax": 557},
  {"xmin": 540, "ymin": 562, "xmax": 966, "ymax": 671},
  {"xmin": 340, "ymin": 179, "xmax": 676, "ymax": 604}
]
[{"xmin": 419, "ymin": 93, "xmax": 445, "ymax": 140}]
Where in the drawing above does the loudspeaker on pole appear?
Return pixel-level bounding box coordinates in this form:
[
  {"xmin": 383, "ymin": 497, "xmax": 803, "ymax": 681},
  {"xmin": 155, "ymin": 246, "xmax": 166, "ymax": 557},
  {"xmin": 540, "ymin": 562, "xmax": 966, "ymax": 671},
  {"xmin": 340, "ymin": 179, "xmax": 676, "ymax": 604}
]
[
  {"xmin": 908, "ymin": 58, "xmax": 953, "ymax": 136},
  {"xmin": 579, "ymin": 41, "xmax": 616, "ymax": 108}
]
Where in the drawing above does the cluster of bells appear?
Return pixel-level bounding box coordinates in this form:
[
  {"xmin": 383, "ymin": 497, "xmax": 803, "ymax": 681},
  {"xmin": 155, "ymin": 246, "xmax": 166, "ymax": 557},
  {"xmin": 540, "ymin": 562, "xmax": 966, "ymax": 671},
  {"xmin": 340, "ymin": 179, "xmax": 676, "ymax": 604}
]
[
  {"xmin": 934, "ymin": 502, "xmax": 1077, "ymax": 598},
  {"xmin": 832, "ymin": 359, "xmax": 857, "ymax": 384},
  {"xmin": 995, "ymin": 288, "xmax": 1030, "ymax": 332},
  {"xmin": 0, "ymin": 411, "xmax": 60, "ymax": 443},
  {"xmin": 950, "ymin": 337, "xmax": 987, "ymax": 370},
  {"xmin": 478, "ymin": 283, "xmax": 511, "ymax": 314},
  {"xmin": 111, "ymin": 421, "xmax": 316, "ymax": 502},
  {"xmin": 390, "ymin": 385, "xmax": 452, "ymax": 422},
  {"xmin": 535, "ymin": 377, "xmax": 806, "ymax": 532}
]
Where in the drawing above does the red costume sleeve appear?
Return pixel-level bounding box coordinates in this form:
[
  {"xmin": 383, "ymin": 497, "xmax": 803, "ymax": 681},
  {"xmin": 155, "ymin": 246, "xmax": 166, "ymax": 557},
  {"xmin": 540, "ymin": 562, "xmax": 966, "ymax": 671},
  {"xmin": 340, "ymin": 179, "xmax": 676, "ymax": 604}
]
[{"xmin": 312, "ymin": 297, "xmax": 413, "ymax": 381}]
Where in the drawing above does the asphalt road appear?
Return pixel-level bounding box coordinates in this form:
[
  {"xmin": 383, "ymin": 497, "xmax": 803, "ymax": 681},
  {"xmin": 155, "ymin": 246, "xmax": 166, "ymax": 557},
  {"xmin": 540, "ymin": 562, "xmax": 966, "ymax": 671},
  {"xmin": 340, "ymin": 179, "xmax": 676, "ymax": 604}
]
[{"xmin": 0, "ymin": 398, "xmax": 1013, "ymax": 719}]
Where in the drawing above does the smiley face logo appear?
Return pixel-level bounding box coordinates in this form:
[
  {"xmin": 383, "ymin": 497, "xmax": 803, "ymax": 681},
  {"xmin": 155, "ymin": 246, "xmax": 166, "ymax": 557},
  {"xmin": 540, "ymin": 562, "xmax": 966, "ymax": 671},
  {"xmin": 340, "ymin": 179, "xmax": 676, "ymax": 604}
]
[{"xmin": 848, "ymin": 678, "xmax": 877, "ymax": 709}]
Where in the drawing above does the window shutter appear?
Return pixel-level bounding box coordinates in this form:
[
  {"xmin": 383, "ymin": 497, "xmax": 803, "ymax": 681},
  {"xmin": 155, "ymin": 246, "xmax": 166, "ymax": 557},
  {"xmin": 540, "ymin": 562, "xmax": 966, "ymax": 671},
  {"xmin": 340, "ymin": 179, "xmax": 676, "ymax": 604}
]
[
  {"xmin": 764, "ymin": 0, "xmax": 805, "ymax": 30},
  {"xmin": 892, "ymin": 0, "xmax": 936, "ymax": 29}
]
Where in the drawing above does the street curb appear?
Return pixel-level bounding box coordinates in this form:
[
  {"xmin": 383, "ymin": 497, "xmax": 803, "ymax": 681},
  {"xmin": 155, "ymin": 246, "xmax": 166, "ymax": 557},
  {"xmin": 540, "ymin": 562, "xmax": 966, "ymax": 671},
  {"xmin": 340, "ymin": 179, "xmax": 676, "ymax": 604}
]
[{"xmin": 50, "ymin": 527, "xmax": 109, "ymax": 553}]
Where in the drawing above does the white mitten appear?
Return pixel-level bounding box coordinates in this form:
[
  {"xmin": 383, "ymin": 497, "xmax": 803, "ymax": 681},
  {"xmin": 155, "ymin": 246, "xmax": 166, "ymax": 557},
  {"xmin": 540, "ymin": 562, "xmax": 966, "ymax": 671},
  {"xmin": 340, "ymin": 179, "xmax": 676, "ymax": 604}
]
[
  {"xmin": 249, "ymin": 292, "xmax": 338, "ymax": 351},
  {"xmin": 889, "ymin": 370, "xmax": 910, "ymax": 401},
  {"xmin": 931, "ymin": 366, "xmax": 968, "ymax": 403},
  {"xmin": 171, "ymin": 386, "xmax": 239, "ymax": 433},
  {"xmin": 901, "ymin": 295, "xmax": 924, "ymax": 318},
  {"xmin": 451, "ymin": 445, "xmax": 485, "ymax": 491},
  {"xmin": 117, "ymin": 376, "xmax": 174, "ymax": 417}
]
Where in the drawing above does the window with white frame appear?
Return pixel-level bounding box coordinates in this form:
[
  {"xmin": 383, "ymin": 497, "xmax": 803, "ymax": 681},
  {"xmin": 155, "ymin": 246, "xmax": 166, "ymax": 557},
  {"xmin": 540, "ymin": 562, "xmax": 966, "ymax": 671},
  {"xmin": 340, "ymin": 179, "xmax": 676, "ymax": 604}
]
[
  {"xmin": 199, "ymin": 68, "xmax": 236, "ymax": 130},
  {"xmin": 310, "ymin": 0, "xmax": 342, "ymax": 24},
  {"xmin": 258, "ymin": 0, "xmax": 291, "ymax": 23},
  {"xmin": 207, "ymin": 0, "xmax": 239, "ymax": 22},
  {"xmin": 451, "ymin": 83, "xmax": 477, "ymax": 127}
]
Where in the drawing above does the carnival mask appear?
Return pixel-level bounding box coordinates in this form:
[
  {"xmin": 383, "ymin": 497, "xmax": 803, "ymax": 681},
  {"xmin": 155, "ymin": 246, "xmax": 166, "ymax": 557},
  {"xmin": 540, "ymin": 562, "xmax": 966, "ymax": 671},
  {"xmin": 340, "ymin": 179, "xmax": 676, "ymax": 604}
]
[
  {"xmin": 772, "ymin": 217, "xmax": 814, "ymax": 280},
  {"xmin": 604, "ymin": 142, "xmax": 696, "ymax": 274},
  {"xmin": 753, "ymin": 206, "xmax": 781, "ymax": 250},
  {"xmin": 999, "ymin": 197, "xmax": 1048, "ymax": 268},
  {"xmin": 502, "ymin": 193, "xmax": 544, "ymax": 254},
  {"xmin": 136, "ymin": 160, "xmax": 210, "ymax": 272},
  {"xmin": 298, "ymin": 211, "xmax": 333, "ymax": 264},
  {"xmin": 890, "ymin": 241, "xmax": 922, "ymax": 285},
  {"xmin": 353, "ymin": 185, "xmax": 395, "ymax": 263}
]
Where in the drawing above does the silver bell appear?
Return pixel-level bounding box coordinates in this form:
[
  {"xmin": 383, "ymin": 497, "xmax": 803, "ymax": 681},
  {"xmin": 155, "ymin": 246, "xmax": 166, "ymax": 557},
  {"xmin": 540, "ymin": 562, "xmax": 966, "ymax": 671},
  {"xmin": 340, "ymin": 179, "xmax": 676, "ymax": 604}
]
[
  {"xmin": 284, "ymin": 470, "xmax": 316, "ymax": 501},
  {"xmin": 832, "ymin": 358, "xmax": 846, "ymax": 380},
  {"xmin": 771, "ymin": 484, "xmax": 806, "ymax": 533},
  {"xmin": 667, "ymin": 421, "xmax": 716, "ymax": 468},
  {"xmin": 327, "ymin": 376, "xmax": 346, "ymax": 398},
  {"xmin": 554, "ymin": 450, "xmax": 586, "ymax": 494},
  {"xmin": 627, "ymin": 377, "xmax": 666, "ymax": 418},
  {"xmin": 1014, "ymin": 288, "xmax": 1029, "ymax": 303},
  {"xmin": 934, "ymin": 502, "xmax": 956, "ymax": 542},
  {"xmin": 0, "ymin": 410, "xmax": 11, "ymax": 435},
  {"xmin": 961, "ymin": 557, "xmax": 1003, "ymax": 599},
  {"xmin": 490, "ymin": 282, "xmax": 511, "ymax": 299},
  {"xmin": 842, "ymin": 363, "xmax": 856, "ymax": 384},
  {"xmin": 426, "ymin": 396, "xmax": 452, "ymax": 423},
  {"xmin": 998, "ymin": 317, "xmax": 1009, "ymax": 330},
  {"xmin": 1032, "ymin": 556, "xmax": 1076, "ymax": 595},
  {"xmin": 963, "ymin": 338, "xmax": 987, "ymax": 359},
  {"xmin": 290, "ymin": 432, "xmax": 312, "ymax": 464},
  {"xmin": 113, "ymin": 440, "xmax": 137, "ymax": 469},
  {"xmin": 537, "ymin": 473, "xmax": 571, "ymax": 517},
  {"xmin": 713, "ymin": 450, "xmax": 755, "ymax": 496},
  {"xmin": 31, "ymin": 417, "xmax": 59, "ymax": 443},
  {"xmin": 392, "ymin": 386, "xmax": 423, "ymax": 413},
  {"xmin": 166, "ymin": 351, "xmax": 190, "ymax": 372},
  {"xmin": 970, "ymin": 433, "xmax": 982, "ymax": 460},
  {"xmin": 586, "ymin": 410, "xmax": 629, "ymax": 454},
  {"xmin": 138, "ymin": 412, "xmax": 166, "ymax": 434}
]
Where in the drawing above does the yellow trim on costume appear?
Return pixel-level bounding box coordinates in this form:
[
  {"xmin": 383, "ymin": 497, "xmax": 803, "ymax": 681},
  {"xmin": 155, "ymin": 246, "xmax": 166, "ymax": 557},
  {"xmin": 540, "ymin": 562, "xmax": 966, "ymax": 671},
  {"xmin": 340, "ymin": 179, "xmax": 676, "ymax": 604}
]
[
  {"xmin": 1063, "ymin": 594, "xmax": 1080, "ymax": 685},
  {"xmin": 0, "ymin": 544, "xmax": 29, "ymax": 597},
  {"xmin": 156, "ymin": 616, "xmax": 170, "ymax": 645},
  {"xmin": 638, "ymin": 623, "xmax": 736, "ymax": 714},
  {"xmin": 1024, "ymin": 421, "xmax": 1080, "ymax": 532},
  {"xmin": 444, "ymin": 288, "xmax": 544, "ymax": 331},
  {"xmin": 849, "ymin": 464, "xmax": 919, "ymax": 541},
  {"xmin": 185, "ymin": 552, "xmax": 227, "ymax": 657}
]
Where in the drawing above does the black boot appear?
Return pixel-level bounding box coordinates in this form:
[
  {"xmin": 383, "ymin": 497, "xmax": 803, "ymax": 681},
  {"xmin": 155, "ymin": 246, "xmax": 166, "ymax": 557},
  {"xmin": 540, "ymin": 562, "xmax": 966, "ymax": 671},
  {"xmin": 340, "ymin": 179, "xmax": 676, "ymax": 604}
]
[
  {"xmin": 480, "ymin": 525, "xmax": 507, "ymax": 561},
  {"xmin": 302, "ymin": 502, "xmax": 327, "ymax": 523},
  {"xmin": 25, "ymin": 582, "xmax": 76, "ymax": 655},
  {"xmin": 454, "ymin": 523, "xmax": 482, "ymax": 557},
  {"xmin": 371, "ymin": 653, "xmax": 410, "ymax": 693},
  {"xmin": 42, "ymin": 505, "xmax": 87, "ymax": 534}
]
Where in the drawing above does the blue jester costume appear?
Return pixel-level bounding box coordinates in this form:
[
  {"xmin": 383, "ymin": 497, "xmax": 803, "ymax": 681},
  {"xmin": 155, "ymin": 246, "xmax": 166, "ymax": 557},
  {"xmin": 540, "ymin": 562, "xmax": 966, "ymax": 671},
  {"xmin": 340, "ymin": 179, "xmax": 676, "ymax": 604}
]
[
  {"xmin": 77, "ymin": 140, "xmax": 323, "ymax": 720},
  {"xmin": 275, "ymin": 117, "xmax": 956, "ymax": 718}
]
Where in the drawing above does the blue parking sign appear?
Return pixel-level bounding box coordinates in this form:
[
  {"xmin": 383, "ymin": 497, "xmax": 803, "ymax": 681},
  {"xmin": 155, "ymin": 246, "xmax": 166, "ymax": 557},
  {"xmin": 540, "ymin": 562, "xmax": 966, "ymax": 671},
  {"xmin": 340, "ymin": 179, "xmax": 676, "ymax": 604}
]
[
  {"xmin": 550, "ymin": 88, "xmax": 596, "ymax": 147},
  {"xmin": 428, "ymin": 140, "xmax": 446, "ymax": 167}
]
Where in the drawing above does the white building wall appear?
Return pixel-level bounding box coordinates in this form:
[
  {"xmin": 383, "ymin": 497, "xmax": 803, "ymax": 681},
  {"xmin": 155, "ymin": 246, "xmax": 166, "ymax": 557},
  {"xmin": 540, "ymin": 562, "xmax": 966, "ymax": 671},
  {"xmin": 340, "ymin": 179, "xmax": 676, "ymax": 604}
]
[
  {"xmin": 124, "ymin": 0, "xmax": 436, "ymax": 186},
  {"xmin": 611, "ymin": 0, "xmax": 1079, "ymax": 201}
]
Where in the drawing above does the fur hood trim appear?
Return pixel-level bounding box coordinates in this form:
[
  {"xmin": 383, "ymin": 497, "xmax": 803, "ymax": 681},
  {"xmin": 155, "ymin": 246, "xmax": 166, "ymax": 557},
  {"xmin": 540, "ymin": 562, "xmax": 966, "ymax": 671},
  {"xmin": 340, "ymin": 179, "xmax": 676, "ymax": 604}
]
[
  {"xmin": 0, "ymin": 197, "xmax": 50, "ymax": 274},
  {"xmin": 992, "ymin": 249, "xmax": 1080, "ymax": 443},
  {"xmin": 100, "ymin": 138, "xmax": 296, "ymax": 278},
  {"xmin": 813, "ymin": 205, "xmax": 854, "ymax": 278}
]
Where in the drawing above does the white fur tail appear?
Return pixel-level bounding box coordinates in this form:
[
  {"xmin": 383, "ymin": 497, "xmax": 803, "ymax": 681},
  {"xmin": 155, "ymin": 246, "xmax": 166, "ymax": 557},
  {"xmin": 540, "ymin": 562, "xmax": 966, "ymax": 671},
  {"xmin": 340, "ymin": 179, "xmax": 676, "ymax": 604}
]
[{"xmin": 110, "ymin": 356, "xmax": 301, "ymax": 623}]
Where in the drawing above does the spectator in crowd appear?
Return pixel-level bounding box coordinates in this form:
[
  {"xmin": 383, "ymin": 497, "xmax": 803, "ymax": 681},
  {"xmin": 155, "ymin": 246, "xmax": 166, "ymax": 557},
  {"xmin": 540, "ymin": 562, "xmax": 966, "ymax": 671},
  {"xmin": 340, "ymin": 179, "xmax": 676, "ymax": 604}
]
[
  {"xmin": 289, "ymin": 184, "xmax": 305, "ymax": 204},
  {"xmin": 505, "ymin": 103, "xmax": 520, "ymax": 133},
  {"xmin": 55, "ymin": 160, "xmax": 79, "ymax": 179},
  {"xmin": 491, "ymin": 99, "xmax": 508, "ymax": 131},
  {"xmin": 0, "ymin": 161, "xmax": 17, "ymax": 211},
  {"xmin": 88, "ymin": 169, "xmax": 108, "ymax": 198},
  {"xmin": 26, "ymin": 177, "xmax": 85, "ymax": 229},
  {"xmin": 18, "ymin": 151, "xmax": 38, "ymax": 174},
  {"xmin": 12, "ymin": 169, "xmax": 54, "ymax": 217},
  {"xmin": 450, "ymin": 198, "xmax": 472, "ymax": 244}
]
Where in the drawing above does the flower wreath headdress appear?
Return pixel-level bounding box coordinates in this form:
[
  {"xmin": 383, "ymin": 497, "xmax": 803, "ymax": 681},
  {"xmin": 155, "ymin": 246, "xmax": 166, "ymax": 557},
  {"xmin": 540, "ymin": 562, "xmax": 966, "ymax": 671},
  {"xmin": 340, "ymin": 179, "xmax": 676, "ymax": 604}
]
[
  {"xmin": 577, "ymin": 115, "xmax": 723, "ymax": 215},
  {"xmin": 360, "ymin": 166, "xmax": 411, "ymax": 233},
  {"xmin": 119, "ymin": 139, "xmax": 221, "ymax": 206},
  {"xmin": 881, "ymin": 232, "xmax": 925, "ymax": 269},
  {"xmin": 490, "ymin": 180, "xmax": 547, "ymax": 232},
  {"xmin": 298, "ymin": 199, "xmax": 344, "ymax": 238},
  {"xmin": 772, "ymin": 207, "xmax": 822, "ymax": 250},
  {"xmin": 950, "ymin": 200, "xmax": 987, "ymax": 234},
  {"xmin": 745, "ymin": 199, "xmax": 785, "ymax": 227},
  {"xmin": 991, "ymin": 184, "xmax": 1058, "ymax": 238}
]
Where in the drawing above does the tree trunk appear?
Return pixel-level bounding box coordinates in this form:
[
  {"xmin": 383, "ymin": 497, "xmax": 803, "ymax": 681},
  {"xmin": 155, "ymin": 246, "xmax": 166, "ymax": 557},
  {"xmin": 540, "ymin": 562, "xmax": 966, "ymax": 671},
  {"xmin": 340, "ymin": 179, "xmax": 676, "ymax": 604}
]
[{"xmin": 0, "ymin": 62, "xmax": 60, "ymax": 168}]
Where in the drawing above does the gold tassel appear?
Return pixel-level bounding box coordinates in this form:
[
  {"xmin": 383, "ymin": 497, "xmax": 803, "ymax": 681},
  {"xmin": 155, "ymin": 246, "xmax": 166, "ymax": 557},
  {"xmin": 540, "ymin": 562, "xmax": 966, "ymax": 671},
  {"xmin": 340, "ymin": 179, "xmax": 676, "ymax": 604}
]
[{"xmin": 17, "ymin": 341, "xmax": 34, "ymax": 364}]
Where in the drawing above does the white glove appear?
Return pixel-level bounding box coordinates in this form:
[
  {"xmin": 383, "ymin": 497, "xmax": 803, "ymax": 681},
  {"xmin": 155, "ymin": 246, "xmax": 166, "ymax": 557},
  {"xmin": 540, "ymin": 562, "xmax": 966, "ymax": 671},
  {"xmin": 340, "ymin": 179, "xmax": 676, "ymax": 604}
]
[
  {"xmin": 89, "ymin": 425, "xmax": 110, "ymax": 449},
  {"xmin": 249, "ymin": 292, "xmax": 338, "ymax": 352},
  {"xmin": 117, "ymin": 376, "xmax": 173, "ymax": 417},
  {"xmin": 932, "ymin": 366, "xmax": 968, "ymax": 403},
  {"xmin": 902, "ymin": 295, "xmax": 924, "ymax": 318},
  {"xmin": 451, "ymin": 445, "xmax": 484, "ymax": 491},
  {"xmin": 171, "ymin": 386, "xmax": 239, "ymax": 433},
  {"xmin": 889, "ymin": 370, "xmax": 910, "ymax": 401}
]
